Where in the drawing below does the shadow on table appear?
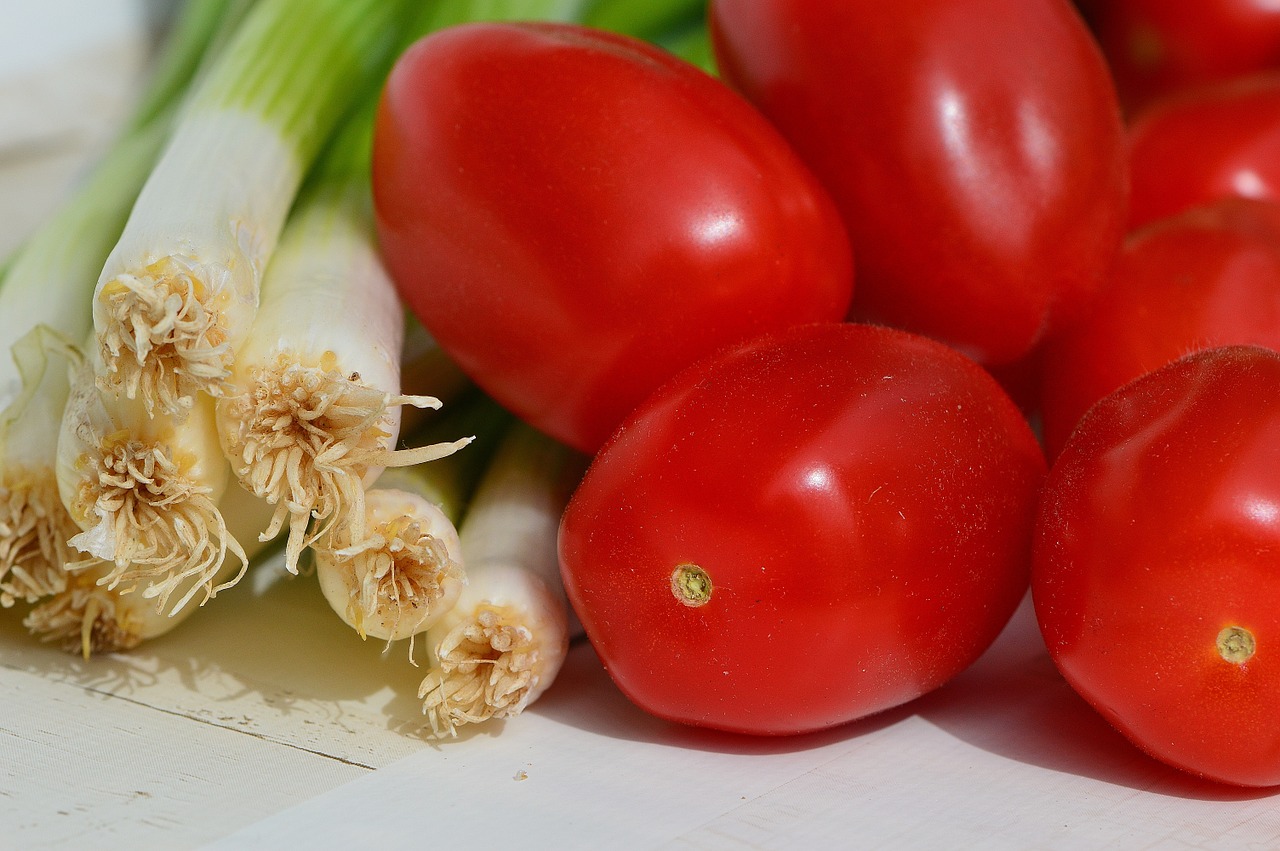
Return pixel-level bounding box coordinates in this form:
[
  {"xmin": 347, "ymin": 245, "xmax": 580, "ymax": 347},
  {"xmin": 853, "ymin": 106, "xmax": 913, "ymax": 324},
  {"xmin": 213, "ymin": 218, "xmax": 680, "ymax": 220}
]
[
  {"xmin": 512, "ymin": 592, "xmax": 1279, "ymax": 799},
  {"xmin": 500, "ymin": 632, "xmax": 921, "ymax": 759},
  {"xmin": 911, "ymin": 594, "xmax": 1274, "ymax": 803},
  {"xmin": 0, "ymin": 558, "xmax": 426, "ymax": 719}
]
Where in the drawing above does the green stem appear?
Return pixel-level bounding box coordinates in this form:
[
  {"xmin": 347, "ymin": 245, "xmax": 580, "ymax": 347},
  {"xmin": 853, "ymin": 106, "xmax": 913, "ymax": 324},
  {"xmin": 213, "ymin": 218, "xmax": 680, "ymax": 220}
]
[{"xmin": 582, "ymin": 0, "xmax": 706, "ymax": 41}]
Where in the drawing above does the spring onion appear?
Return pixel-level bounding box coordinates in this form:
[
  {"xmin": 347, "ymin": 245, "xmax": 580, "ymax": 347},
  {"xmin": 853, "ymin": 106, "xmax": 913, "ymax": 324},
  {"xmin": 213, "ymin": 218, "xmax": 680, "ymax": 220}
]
[
  {"xmin": 313, "ymin": 394, "xmax": 511, "ymax": 643},
  {"xmin": 56, "ymin": 345, "xmax": 245, "ymax": 614},
  {"xmin": 215, "ymin": 96, "xmax": 469, "ymax": 577},
  {"xmin": 0, "ymin": 0, "xmax": 255, "ymax": 608},
  {"xmin": 418, "ymin": 421, "xmax": 585, "ymax": 737},
  {"xmin": 25, "ymin": 479, "xmax": 276, "ymax": 657},
  {"xmin": 0, "ymin": 129, "xmax": 162, "ymax": 607},
  {"xmin": 91, "ymin": 0, "xmax": 409, "ymax": 416}
]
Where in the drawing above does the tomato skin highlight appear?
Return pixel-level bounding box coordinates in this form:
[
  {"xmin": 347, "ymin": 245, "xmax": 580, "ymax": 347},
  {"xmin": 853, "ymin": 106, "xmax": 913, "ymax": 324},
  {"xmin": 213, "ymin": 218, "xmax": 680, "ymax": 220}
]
[
  {"xmin": 1127, "ymin": 73, "xmax": 1280, "ymax": 230},
  {"xmin": 1034, "ymin": 346, "xmax": 1280, "ymax": 787},
  {"xmin": 708, "ymin": 0, "xmax": 1127, "ymax": 367},
  {"xmin": 1039, "ymin": 198, "xmax": 1280, "ymax": 459},
  {"xmin": 558, "ymin": 323, "xmax": 1046, "ymax": 736},
  {"xmin": 372, "ymin": 22, "xmax": 853, "ymax": 453}
]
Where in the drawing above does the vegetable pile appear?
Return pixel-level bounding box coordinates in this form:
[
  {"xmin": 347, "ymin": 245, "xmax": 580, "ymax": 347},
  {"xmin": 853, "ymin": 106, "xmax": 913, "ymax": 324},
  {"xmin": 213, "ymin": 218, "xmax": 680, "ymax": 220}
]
[{"xmin": 5, "ymin": 0, "xmax": 1280, "ymax": 785}]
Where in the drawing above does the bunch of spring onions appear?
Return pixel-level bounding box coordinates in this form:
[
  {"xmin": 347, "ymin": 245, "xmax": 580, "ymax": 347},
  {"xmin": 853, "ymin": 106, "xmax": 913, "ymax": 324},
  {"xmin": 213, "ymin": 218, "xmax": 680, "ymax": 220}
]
[
  {"xmin": 53, "ymin": 0, "xmax": 441, "ymax": 622},
  {"xmin": 2, "ymin": 0, "xmax": 468, "ymax": 653},
  {"xmin": 0, "ymin": 0, "xmax": 713, "ymax": 743},
  {"xmin": 0, "ymin": 0, "xmax": 255, "ymax": 616}
]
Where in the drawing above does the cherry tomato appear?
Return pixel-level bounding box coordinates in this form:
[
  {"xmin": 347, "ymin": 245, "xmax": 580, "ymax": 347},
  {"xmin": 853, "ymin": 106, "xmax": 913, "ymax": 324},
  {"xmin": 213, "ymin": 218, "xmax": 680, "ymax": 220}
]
[
  {"xmin": 1087, "ymin": 0, "xmax": 1280, "ymax": 114},
  {"xmin": 1039, "ymin": 198, "xmax": 1280, "ymax": 458},
  {"xmin": 708, "ymin": 0, "xmax": 1127, "ymax": 367},
  {"xmin": 373, "ymin": 22, "xmax": 853, "ymax": 453},
  {"xmin": 1128, "ymin": 73, "xmax": 1280, "ymax": 230},
  {"xmin": 558, "ymin": 322, "xmax": 1046, "ymax": 736},
  {"xmin": 1034, "ymin": 345, "xmax": 1280, "ymax": 787}
]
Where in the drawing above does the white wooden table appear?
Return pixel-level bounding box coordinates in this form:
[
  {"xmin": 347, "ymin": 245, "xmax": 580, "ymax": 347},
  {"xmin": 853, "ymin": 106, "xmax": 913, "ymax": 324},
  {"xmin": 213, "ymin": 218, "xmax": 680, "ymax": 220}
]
[{"xmin": 3, "ymin": 3, "xmax": 1280, "ymax": 848}]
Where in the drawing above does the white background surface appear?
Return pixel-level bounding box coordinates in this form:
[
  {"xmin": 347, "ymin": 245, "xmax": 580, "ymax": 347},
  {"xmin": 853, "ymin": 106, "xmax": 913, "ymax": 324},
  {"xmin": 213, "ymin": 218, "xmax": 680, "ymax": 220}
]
[{"xmin": 3, "ymin": 3, "xmax": 1280, "ymax": 848}]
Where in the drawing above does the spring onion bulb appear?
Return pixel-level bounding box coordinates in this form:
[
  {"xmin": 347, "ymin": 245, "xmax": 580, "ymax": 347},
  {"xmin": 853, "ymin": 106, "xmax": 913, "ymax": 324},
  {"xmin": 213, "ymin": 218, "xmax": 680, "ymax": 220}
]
[
  {"xmin": 315, "ymin": 467, "xmax": 465, "ymax": 643},
  {"xmin": 25, "ymin": 479, "xmax": 276, "ymax": 657},
  {"xmin": 0, "ymin": 0, "xmax": 256, "ymax": 607},
  {"xmin": 313, "ymin": 394, "xmax": 511, "ymax": 643},
  {"xmin": 418, "ymin": 421, "xmax": 586, "ymax": 737},
  {"xmin": 56, "ymin": 345, "xmax": 245, "ymax": 614},
  {"xmin": 216, "ymin": 101, "xmax": 469, "ymax": 577},
  {"xmin": 91, "ymin": 0, "xmax": 408, "ymax": 416}
]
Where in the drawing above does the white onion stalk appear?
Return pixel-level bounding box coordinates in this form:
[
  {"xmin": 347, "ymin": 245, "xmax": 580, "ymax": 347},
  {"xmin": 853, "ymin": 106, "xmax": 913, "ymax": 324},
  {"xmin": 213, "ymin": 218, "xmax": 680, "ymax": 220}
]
[
  {"xmin": 216, "ymin": 107, "xmax": 471, "ymax": 576},
  {"xmin": 91, "ymin": 0, "xmax": 406, "ymax": 416},
  {"xmin": 311, "ymin": 395, "xmax": 509, "ymax": 644},
  {"xmin": 314, "ymin": 466, "xmax": 465, "ymax": 643},
  {"xmin": 56, "ymin": 345, "xmax": 245, "ymax": 614},
  {"xmin": 418, "ymin": 422, "xmax": 585, "ymax": 737},
  {"xmin": 0, "ymin": 0, "xmax": 253, "ymax": 607},
  {"xmin": 24, "ymin": 479, "xmax": 275, "ymax": 657}
]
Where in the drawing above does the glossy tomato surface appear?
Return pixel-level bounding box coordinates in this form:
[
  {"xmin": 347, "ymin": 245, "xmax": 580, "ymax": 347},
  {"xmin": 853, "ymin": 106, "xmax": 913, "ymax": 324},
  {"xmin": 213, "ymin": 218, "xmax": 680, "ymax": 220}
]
[
  {"xmin": 1039, "ymin": 198, "xmax": 1280, "ymax": 457},
  {"xmin": 1087, "ymin": 0, "xmax": 1280, "ymax": 113},
  {"xmin": 559, "ymin": 323, "xmax": 1046, "ymax": 735},
  {"xmin": 373, "ymin": 22, "xmax": 853, "ymax": 453},
  {"xmin": 1034, "ymin": 345, "xmax": 1280, "ymax": 787},
  {"xmin": 1128, "ymin": 73, "xmax": 1280, "ymax": 229},
  {"xmin": 709, "ymin": 0, "xmax": 1127, "ymax": 367}
]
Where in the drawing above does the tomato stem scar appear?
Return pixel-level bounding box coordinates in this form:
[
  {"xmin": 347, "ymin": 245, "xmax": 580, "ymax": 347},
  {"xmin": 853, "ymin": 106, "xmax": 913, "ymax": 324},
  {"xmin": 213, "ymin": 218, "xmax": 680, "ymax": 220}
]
[
  {"xmin": 1217, "ymin": 626, "xmax": 1256, "ymax": 664},
  {"xmin": 671, "ymin": 563, "xmax": 712, "ymax": 607}
]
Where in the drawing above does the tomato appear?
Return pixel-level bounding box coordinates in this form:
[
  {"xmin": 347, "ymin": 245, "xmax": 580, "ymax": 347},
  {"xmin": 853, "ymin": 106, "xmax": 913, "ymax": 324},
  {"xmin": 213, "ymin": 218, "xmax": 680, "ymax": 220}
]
[
  {"xmin": 708, "ymin": 0, "xmax": 1127, "ymax": 368},
  {"xmin": 558, "ymin": 322, "xmax": 1046, "ymax": 736},
  {"xmin": 372, "ymin": 22, "xmax": 853, "ymax": 454},
  {"xmin": 1128, "ymin": 73, "xmax": 1280, "ymax": 230},
  {"xmin": 1039, "ymin": 198, "xmax": 1280, "ymax": 458},
  {"xmin": 1034, "ymin": 345, "xmax": 1280, "ymax": 787},
  {"xmin": 1086, "ymin": 0, "xmax": 1280, "ymax": 114}
]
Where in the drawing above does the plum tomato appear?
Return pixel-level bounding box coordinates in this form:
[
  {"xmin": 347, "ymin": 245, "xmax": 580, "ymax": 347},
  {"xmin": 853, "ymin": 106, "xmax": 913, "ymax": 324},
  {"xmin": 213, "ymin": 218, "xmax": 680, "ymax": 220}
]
[
  {"xmin": 1086, "ymin": 0, "xmax": 1280, "ymax": 114},
  {"xmin": 1039, "ymin": 198, "xmax": 1280, "ymax": 458},
  {"xmin": 708, "ymin": 0, "xmax": 1127, "ymax": 368},
  {"xmin": 372, "ymin": 22, "xmax": 853, "ymax": 453},
  {"xmin": 1128, "ymin": 73, "xmax": 1280, "ymax": 230},
  {"xmin": 558, "ymin": 322, "xmax": 1046, "ymax": 736},
  {"xmin": 1034, "ymin": 345, "xmax": 1280, "ymax": 787}
]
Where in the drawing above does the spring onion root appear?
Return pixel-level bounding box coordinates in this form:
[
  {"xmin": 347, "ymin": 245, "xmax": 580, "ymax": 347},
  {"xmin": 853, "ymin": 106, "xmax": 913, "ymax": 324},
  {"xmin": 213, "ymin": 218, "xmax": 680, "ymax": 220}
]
[
  {"xmin": 25, "ymin": 480, "xmax": 275, "ymax": 656},
  {"xmin": 315, "ymin": 478, "xmax": 464, "ymax": 641},
  {"xmin": 418, "ymin": 422, "xmax": 583, "ymax": 737},
  {"xmin": 57, "ymin": 350, "xmax": 245, "ymax": 615},
  {"xmin": 0, "ymin": 475, "xmax": 78, "ymax": 606},
  {"xmin": 312, "ymin": 394, "xmax": 512, "ymax": 645}
]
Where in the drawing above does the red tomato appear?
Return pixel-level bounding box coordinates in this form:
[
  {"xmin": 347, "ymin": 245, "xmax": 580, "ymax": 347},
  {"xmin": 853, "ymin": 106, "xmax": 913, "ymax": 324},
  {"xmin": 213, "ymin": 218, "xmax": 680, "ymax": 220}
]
[
  {"xmin": 373, "ymin": 22, "xmax": 853, "ymax": 453},
  {"xmin": 1039, "ymin": 198, "xmax": 1280, "ymax": 458},
  {"xmin": 1128, "ymin": 73, "xmax": 1280, "ymax": 230},
  {"xmin": 1087, "ymin": 0, "xmax": 1280, "ymax": 113},
  {"xmin": 1034, "ymin": 345, "xmax": 1280, "ymax": 787},
  {"xmin": 708, "ymin": 0, "xmax": 1127, "ymax": 367},
  {"xmin": 558, "ymin": 322, "xmax": 1046, "ymax": 735}
]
